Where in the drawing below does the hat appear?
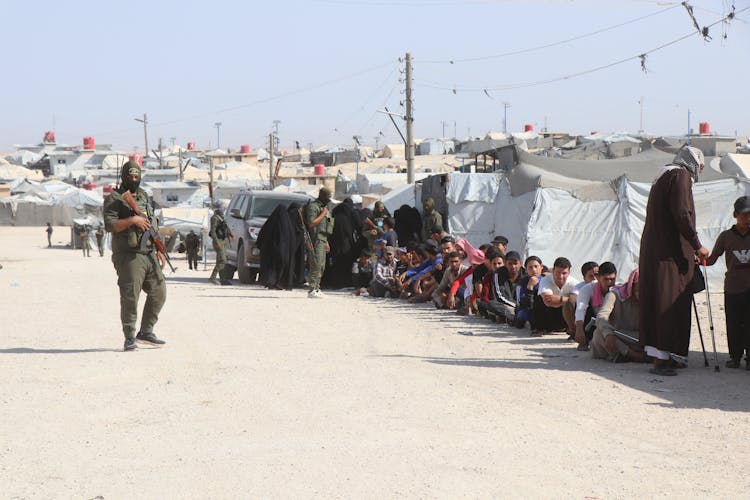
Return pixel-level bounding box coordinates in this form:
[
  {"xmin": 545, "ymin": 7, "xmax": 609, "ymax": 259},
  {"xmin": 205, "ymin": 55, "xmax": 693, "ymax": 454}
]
[
  {"xmin": 374, "ymin": 238, "xmax": 387, "ymax": 246},
  {"xmin": 492, "ymin": 235, "xmax": 509, "ymax": 245},
  {"xmin": 384, "ymin": 246, "xmax": 396, "ymax": 255},
  {"xmin": 395, "ymin": 247, "xmax": 407, "ymax": 255},
  {"xmin": 430, "ymin": 224, "xmax": 444, "ymax": 234},
  {"xmin": 734, "ymin": 196, "xmax": 750, "ymax": 214}
]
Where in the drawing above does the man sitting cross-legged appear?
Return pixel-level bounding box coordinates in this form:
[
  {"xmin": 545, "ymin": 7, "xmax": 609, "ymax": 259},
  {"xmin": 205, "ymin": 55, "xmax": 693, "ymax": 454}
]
[{"xmin": 534, "ymin": 257, "xmax": 579, "ymax": 336}]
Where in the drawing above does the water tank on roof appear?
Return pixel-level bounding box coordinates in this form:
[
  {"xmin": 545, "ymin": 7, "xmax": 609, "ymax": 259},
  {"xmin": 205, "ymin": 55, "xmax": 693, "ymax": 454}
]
[
  {"xmin": 524, "ymin": 124, "xmax": 534, "ymax": 132},
  {"xmin": 314, "ymin": 164, "xmax": 325, "ymax": 175},
  {"xmin": 240, "ymin": 144, "xmax": 251, "ymax": 154},
  {"xmin": 699, "ymin": 122, "xmax": 710, "ymax": 135},
  {"xmin": 187, "ymin": 142, "xmax": 196, "ymax": 151},
  {"xmin": 44, "ymin": 131, "xmax": 56, "ymax": 143},
  {"xmin": 83, "ymin": 136, "xmax": 95, "ymax": 150},
  {"xmin": 129, "ymin": 153, "xmax": 143, "ymax": 167}
]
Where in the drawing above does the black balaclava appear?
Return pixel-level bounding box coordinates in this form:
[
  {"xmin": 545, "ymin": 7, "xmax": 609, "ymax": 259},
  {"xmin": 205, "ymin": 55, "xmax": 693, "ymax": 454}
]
[{"xmin": 121, "ymin": 160, "xmax": 141, "ymax": 193}]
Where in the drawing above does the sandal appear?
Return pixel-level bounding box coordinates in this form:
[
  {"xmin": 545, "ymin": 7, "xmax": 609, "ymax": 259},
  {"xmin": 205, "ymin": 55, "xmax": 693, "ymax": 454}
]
[{"xmin": 576, "ymin": 343, "xmax": 590, "ymax": 352}]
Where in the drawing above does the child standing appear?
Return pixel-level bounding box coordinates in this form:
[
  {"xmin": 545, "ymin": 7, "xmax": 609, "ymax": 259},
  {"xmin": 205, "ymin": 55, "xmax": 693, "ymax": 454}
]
[{"xmin": 706, "ymin": 195, "xmax": 750, "ymax": 369}]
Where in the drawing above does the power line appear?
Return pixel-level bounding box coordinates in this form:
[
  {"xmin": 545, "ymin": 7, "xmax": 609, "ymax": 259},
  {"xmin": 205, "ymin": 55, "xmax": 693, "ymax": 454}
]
[
  {"xmin": 415, "ymin": 5, "xmax": 749, "ymax": 93},
  {"xmin": 418, "ymin": 3, "xmax": 681, "ymax": 64},
  {"xmin": 90, "ymin": 60, "xmax": 397, "ymax": 140}
]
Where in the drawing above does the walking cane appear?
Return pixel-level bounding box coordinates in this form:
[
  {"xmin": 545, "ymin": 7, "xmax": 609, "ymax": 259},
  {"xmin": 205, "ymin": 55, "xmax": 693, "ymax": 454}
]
[
  {"xmin": 701, "ymin": 260, "xmax": 720, "ymax": 372},
  {"xmin": 692, "ymin": 296, "xmax": 710, "ymax": 367}
]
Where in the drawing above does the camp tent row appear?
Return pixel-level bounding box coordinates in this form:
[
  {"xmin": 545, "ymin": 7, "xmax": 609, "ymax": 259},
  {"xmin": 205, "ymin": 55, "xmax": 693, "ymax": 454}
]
[{"xmin": 418, "ymin": 147, "xmax": 748, "ymax": 291}]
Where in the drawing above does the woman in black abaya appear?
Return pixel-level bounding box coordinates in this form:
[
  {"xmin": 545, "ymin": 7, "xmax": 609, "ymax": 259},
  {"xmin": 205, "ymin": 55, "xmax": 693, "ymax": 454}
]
[
  {"xmin": 322, "ymin": 198, "xmax": 366, "ymax": 289},
  {"xmin": 256, "ymin": 204, "xmax": 297, "ymax": 290}
]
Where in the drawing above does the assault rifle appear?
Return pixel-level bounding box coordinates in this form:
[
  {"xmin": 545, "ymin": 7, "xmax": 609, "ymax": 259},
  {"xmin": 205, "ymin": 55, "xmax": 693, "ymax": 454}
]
[
  {"xmin": 122, "ymin": 191, "xmax": 176, "ymax": 273},
  {"xmin": 297, "ymin": 208, "xmax": 314, "ymax": 251}
]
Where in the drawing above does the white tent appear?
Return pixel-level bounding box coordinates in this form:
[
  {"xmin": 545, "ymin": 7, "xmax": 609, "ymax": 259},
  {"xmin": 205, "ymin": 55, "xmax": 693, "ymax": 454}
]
[{"xmin": 434, "ymin": 148, "xmax": 747, "ymax": 290}]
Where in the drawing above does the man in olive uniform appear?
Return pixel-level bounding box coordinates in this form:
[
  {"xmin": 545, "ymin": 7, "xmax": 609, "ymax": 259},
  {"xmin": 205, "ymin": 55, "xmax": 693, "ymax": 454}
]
[
  {"xmin": 304, "ymin": 187, "xmax": 335, "ymax": 298},
  {"xmin": 80, "ymin": 226, "xmax": 92, "ymax": 257},
  {"xmin": 209, "ymin": 201, "xmax": 232, "ymax": 285},
  {"xmin": 95, "ymin": 225, "xmax": 105, "ymax": 257},
  {"xmin": 185, "ymin": 230, "xmax": 200, "ymax": 271},
  {"xmin": 103, "ymin": 160, "xmax": 167, "ymax": 351},
  {"xmin": 420, "ymin": 197, "xmax": 443, "ymax": 243}
]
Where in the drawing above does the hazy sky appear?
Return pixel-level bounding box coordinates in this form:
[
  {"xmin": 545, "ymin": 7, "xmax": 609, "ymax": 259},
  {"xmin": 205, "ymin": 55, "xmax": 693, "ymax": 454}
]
[{"xmin": 2, "ymin": 0, "xmax": 747, "ymax": 152}]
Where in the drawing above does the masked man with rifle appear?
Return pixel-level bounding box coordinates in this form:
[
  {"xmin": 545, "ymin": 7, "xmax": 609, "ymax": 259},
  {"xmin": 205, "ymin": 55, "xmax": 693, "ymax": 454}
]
[{"xmin": 103, "ymin": 160, "xmax": 168, "ymax": 351}]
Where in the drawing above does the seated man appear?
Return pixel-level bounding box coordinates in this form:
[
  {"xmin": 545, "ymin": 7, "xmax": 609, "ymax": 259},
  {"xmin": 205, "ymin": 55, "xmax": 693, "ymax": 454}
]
[
  {"xmin": 491, "ymin": 235, "xmax": 508, "ymax": 254},
  {"xmin": 535, "ymin": 257, "xmax": 579, "ymax": 336},
  {"xmin": 564, "ymin": 261, "xmax": 598, "ymax": 340},
  {"xmin": 382, "ymin": 217, "xmax": 398, "ymax": 247},
  {"xmin": 369, "ymin": 246, "xmax": 398, "ymax": 297},
  {"xmin": 593, "ymin": 268, "xmax": 644, "ymax": 362},
  {"xmin": 574, "ymin": 261, "xmax": 617, "ymax": 351},
  {"xmin": 476, "ymin": 247, "xmax": 505, "ymax": 318},
  {"xmin": 351, "ymin": 249, "xmax": 374, "ymax": 296},
  {"xmin": 433, "ymin": 251, "xmax": 469, "ymax": 309},
  {"xmin": 480, "ymin": 251, "xmax": 525, "ymax": 323},
  {"xmin": 516, "ymin": 255, "xmax": 544, "ymax": 329},
  {"xmin": 400, "ymin": 244, "xmax": 442, "ymax": 301}
]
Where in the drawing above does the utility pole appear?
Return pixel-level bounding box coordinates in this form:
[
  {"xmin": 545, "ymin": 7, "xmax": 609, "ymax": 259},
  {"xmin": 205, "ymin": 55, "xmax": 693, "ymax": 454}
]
[
  {"xmin": 269, "ymin": 133, "xmax": 275, "ymax": 189},
  {"xmin": 453, "ymin": 121, "xmax": 456, "ymax": 139},
  {"xmin": 502, "ymin": 102, "xmax": 511, "ymax": 134},
  {"xmin": 687, "ymin": 108, "xmax": 691, "ymax": 146},
  {"xmin": 638, "ymin": 97, "xmax": 645, "ymax": 135},
  {"xmin": 441, "ymin": 121, "xmax": 447, "ymax": 138},
  {"xmin": 134, "ymin": 113, "xmax": 149, "ymax": 155},
  {"xmin": 353, "ymin": 136, "xmax": 362, "ymax": 192},
  {"xmin": 214, "ymin": 122, "xmax": 222, "ymax": 149},
  {"xmin": 405, "ymin": 52, "xmax": 415, "ymax": 184},
  {"xmin": 157, "ymin": 137, "xmax": 163, "ymax": 168}
]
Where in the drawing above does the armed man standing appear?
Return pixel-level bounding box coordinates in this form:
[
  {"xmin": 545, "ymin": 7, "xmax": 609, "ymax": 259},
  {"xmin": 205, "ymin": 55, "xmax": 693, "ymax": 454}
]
[
  {"xmin": 209, "ymin": 201, "xmax": 232, "ymax": 285},
  {"xmin": 304, "ymin": 187, "xmax": 335, "ymax": 298},
  {"xmin": 103, "ymin": 160, "xmax": 167, "ymax": 351}
]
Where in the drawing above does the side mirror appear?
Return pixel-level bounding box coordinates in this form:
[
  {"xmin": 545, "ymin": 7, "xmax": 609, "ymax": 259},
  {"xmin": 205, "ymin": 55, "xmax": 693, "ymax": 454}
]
[{"xmin": 230, "ymin": 208, "xmax": 242, "ymax": 219}]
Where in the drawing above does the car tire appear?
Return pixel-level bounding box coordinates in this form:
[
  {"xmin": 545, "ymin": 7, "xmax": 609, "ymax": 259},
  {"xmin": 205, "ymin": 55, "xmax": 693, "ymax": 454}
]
[{"xmin": 237, "ymin": 241, "xmax": 257, "ymax": 284}]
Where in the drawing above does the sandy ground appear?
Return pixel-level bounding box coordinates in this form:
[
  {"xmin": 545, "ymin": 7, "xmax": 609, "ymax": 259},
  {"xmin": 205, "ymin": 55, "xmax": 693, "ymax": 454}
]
[{"xmin": 1, "ymin": 226, "xmax": 749, "ymax": 499}]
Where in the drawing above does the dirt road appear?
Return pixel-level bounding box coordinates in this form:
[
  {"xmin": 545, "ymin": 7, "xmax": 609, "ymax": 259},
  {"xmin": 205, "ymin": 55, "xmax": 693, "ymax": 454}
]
[{"xmin": 1, "ymin": 227, "xmax": 748, "ymax": 498}]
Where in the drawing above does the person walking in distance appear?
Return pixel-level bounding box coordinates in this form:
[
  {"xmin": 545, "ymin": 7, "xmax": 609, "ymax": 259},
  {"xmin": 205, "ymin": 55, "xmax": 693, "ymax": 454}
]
[
  {"xmin": 209, "ymin": 201, "xmax": 232, "ymax": 285},
  {"xmin": 95, "ymin": 225, "xmax": 105, "ymax": 257},
  {"xmin": 103, "ymin": 160, "xmax": 167, "ymax": 351},
  {"xmin": 45, "ymin": 222, "xmax": 53, "ymax": 247},
  {"xmin": 80, "ymin": 226, "xmax": 92, "ymax": 257},
  {"xmin": 185, "ymin": 230, "xmax": 200, "ymax": 271},
  {"xmin": 304, "ymin": 187, "xmax": 335, "ymax": 298}
]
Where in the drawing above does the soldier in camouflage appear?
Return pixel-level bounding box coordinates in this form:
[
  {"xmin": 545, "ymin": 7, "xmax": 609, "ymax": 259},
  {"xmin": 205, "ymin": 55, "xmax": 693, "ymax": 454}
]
[
  {"xmin": 304, "ymin": 187, "xmax": 335, "ymax": 298},
  {"xmin": 103, "ymin": 160, "xmax": 167, "ymax": 351}
]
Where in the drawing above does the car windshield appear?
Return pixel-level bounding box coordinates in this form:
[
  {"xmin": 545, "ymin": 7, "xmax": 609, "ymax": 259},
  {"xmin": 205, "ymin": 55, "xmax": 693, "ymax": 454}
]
[{"xmin": 250, "ymin": 198, "xmax": 291, "ymax": 218}]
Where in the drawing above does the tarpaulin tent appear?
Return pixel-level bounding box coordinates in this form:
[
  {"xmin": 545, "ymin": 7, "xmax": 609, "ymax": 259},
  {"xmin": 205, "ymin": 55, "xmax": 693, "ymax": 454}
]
[{"xmin": 427, "ymin": 146, "xmax": 746, "ymax": 291}]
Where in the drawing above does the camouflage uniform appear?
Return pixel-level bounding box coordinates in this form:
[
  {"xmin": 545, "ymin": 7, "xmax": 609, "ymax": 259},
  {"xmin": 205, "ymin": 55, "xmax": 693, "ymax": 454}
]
[
  {"xmin": 103, "ymin": 181, "xmax": 167, "ymax": 344},
  {"xmin": 304, "ymin": 190, "xmax": 335, "ymax": 292},
  {"xmin": 420, "ymin": 197, "xmax": 443, "ymax": 243},
  {"xmin": 95, "ymin": 227, "xmax": 105, "ymax": 256},
  {"xmin": 209, "ymin": 210, "xmax": 229, "ymax": 282}
]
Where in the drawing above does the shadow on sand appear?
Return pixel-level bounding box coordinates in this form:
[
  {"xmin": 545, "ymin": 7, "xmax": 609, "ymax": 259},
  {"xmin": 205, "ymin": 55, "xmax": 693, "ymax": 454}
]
[
  {"xmin": 371, "ymin": 297, "xmax": 750, "ymax": 413},
  {"xmin": 0, "ymin": 347, "xmax": 120, "ymax": 354}
]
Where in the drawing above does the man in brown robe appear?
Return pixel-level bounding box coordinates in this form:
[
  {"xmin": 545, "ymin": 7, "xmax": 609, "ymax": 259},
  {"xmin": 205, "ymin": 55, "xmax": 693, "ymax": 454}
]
[{"xmin": 639, "ymin": 146, "xmax": 709, "ymax": 376}]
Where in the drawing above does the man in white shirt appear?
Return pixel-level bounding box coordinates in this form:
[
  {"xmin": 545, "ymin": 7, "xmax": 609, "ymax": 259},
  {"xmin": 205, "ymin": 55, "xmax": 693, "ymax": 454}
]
[
  {"xmin": 574, "ymin": 262, "xmax": 617, "ymax": 351},
  {"xmin": 534, "ymin": 257, "xmax": 579, "ymax": 336}
]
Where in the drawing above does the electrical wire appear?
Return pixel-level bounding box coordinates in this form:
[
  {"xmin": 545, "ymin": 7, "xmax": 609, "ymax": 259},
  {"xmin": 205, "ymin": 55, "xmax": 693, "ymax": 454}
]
[
  {"xmin": 418, "ymin": 3, "xmax": 681, "ymax": 64},
  {"xmin": 415, "ymin": 5, "xmax": 749, "ymax": 93}
]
